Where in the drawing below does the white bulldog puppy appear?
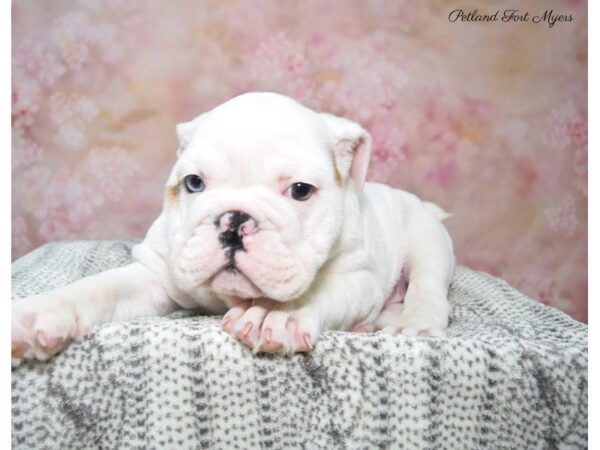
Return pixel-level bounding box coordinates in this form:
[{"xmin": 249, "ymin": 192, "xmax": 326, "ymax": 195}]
[{"xmin": 12, "ymin": 92, "xmax": 455, "ymax": 363}]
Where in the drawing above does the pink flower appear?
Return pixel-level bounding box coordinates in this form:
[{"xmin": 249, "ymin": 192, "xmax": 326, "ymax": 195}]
[
  {"xmin": 52, "ymin": 12, "xmax": 95, "ymax": 70},
  {"xmin": 13, "ymin": 39, "xmax": 66, "ymax": 86},
  {"xmin": 542, "ymin": 101, "xmax": 585, "ymax": 150},
  {"xmin": 49, "ymin": 92, "xmax": 99, "ymax": 124},
  {"xmin": 425, "ymin": 161, "xmax": 456, "ymax": 187},
  {"xmin": 323, "ymin": 55, "xmax": 406, "ymax": 123},
  {"xmin": 84, "ymin": 146, "xmax": 140, "ymax": 200},
  {"xmin": 11, "ymin": 75, "xmax": 40, "ymax": 131},
  {"xmin": 369, "ymin": 123, "xmax": 409, "ymax": 165},
  {"xmin": 12, "ymin": 216, "xmax": 31, "ymax": 258},
  {"xmin": 514, "ymin": 267, "xmax": 573, "ymax": 313},
  {"xmin": 55, "ymin": 124, "xmax": 86, "ymax": 149},
  {"xmin": 545, "ymin": 195, "xmax": 578, "ymax": 237},
  {"xmin": 573, "ymin": 147, "xmax": 587, "ymax": 196},
  {"xmin": 85, "ymin": 219, "xmax": 129, "ymax": 240},
  {"xmin": 12, "ymin": 137, "xmax": 42, "ymax": 169},
  {"xmin": 49, "ymin": 92, "xmax": 98, "ymax": 149},
  {"xmin": 38, "ymin": 215, "xmax": 89, "ymax": 242},
  {"xmin": 20, "ymin": 166, "xmax": 60, "ymax": 220},
  {"xmin": 252, "ymin": 33, "xmax": 315, "ymax": 101}
]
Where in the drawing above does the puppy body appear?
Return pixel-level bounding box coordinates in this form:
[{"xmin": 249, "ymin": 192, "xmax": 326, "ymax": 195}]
[{"xmin": 12, "ymin": 93, "xmax": 454, "ymax": 363}]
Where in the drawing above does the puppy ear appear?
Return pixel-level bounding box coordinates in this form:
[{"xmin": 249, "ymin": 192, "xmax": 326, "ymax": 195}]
[
  {"xmin": 176, "ymin": 114, "xmax": 205, "ymax": 156},
  {"xmin": 319, "ymin": 113, "xmax": 372, "ymax": 192}
]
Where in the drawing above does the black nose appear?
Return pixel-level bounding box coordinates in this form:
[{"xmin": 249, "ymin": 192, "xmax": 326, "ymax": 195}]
[{"xmin": 216, "ymin": 211, "xmax": 253, "ymax": 251}]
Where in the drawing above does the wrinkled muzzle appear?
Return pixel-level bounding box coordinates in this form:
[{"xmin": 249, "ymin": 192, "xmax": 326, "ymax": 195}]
[{"xmin": 168, "ymin": 194, "xmax": 321, "ymax": 303}]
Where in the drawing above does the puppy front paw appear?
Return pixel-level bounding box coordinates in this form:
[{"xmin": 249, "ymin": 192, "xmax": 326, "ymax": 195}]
[
  {"xmin": 222, "ymin": 301, "xmax": 321, "ymax": 353},
  {"xmin": 12, "ymin": 296, "xmax": 91, "ymax": 366}
]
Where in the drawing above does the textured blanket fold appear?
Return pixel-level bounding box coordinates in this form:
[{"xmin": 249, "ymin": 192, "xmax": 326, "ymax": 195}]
[{"xmin": 11, "ymin": 240, "xmax": 587, "ymax": 450}]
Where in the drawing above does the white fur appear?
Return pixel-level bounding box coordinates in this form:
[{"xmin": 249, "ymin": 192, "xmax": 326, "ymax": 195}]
[{"xmin": 12, "ymin": 92, "xmax": 455, "ymax": 363}]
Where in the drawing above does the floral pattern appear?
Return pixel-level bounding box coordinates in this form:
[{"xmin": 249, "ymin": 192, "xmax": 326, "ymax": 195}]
[{"xmin": 12, "ymin": 0, "xmax": 587, "ymax": 321}]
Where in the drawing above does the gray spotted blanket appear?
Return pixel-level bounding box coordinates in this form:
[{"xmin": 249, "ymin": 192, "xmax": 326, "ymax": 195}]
[{"xmin": 11, "ymin": 240, "xmax": 588, "ymax": 450}]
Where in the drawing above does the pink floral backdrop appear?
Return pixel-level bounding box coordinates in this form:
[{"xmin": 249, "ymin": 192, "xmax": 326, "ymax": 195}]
[{"xmin": 12, "ymin": 0, "xmax": 588, "ymax": 322}]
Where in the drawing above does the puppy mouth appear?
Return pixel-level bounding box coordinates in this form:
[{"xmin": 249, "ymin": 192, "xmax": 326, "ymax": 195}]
[
  {"xmin": 210, "ymin": 259, "xmax": 264, "ymax": 299},
  {"xmin": 224, "ymin": 263, "xmax": 237, "ymax": 273},
  {"xmin": 222, "ymin": 262, "xmax": 240, "ymax": 274},
  {"xmin": 221, "ymin": 244, "xmax": 245, "ymax": 274}
]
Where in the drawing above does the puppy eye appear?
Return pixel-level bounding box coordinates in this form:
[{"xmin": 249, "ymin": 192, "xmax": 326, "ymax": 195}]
[
  {"xmin": 183, "ymin": 174, "xmax": 205, "ymax": 193},
  {"xmin": 286, "ymin": 182, "xmax": 316, "ymax": 201}
]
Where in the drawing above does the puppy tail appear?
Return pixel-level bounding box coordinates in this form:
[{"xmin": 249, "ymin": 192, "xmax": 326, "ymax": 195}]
[{"xmin": 423, "ymin": 201, "xmax": 453, "ymax": 221}]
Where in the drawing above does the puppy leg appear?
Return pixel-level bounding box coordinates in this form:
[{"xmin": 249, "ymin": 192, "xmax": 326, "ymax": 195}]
[
  {"xmin": 377, "ymin": 204, "xmax": 455, "ymax": 336},
  {"xmin": 12, "ymin": 262, "xmax": 178, "ymax": 365}
]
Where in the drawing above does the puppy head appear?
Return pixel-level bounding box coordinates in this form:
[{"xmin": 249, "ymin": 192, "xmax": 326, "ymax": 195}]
[{"xmin": 163, "ymin": 92, "xmax": 371, "ymax": 303}]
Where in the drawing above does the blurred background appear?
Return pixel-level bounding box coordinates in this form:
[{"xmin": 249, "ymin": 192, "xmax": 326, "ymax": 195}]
[{"xmin": 12, "ymin": 0, "xmax": 587, "ymax": 321}]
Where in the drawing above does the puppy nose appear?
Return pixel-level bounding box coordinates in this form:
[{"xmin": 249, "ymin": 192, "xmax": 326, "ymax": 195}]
[{"xmin": 216, "ymin": 211, "xmax": 257, "ymax": 249}]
